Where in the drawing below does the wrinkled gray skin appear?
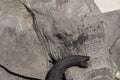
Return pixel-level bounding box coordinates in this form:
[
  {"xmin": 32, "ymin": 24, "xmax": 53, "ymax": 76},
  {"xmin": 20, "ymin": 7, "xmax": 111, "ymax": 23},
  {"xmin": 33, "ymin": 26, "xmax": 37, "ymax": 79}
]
[
  {"xmin": 20, "ymin": 0, "xmax": 119, "ymax": 80},
  {"xmin": 20, "ymin": 0, "xmax": 120, "ymax": 64},
  {"xmin": 21, "ymin": 0, "xmax": 104, "ymax": 62}
]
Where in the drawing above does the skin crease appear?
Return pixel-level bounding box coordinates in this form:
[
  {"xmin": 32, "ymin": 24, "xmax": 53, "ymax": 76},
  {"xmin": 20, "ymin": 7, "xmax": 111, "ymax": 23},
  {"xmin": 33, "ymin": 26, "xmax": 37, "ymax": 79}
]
[{"xmin": 0, "ymin": 55, "xmax": 90, "ymax": 80}]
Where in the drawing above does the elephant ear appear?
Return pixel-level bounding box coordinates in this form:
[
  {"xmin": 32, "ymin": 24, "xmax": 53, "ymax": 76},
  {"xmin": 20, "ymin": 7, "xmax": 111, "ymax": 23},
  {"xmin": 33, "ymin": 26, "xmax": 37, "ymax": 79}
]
[{"xmin": 0, "ymin": 0, "xmax": 49, "ymax": 79}]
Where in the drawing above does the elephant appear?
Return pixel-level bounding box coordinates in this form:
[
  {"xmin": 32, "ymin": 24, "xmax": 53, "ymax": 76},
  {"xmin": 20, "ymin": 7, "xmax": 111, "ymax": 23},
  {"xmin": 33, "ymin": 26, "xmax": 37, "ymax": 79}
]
[{"xmin": 0, "ymin": 0, "xmax": 119, "ymax": 80}]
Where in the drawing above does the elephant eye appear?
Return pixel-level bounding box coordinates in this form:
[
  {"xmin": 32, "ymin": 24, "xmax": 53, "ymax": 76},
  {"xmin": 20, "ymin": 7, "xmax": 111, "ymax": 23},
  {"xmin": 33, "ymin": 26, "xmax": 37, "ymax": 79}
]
[{"xmin": 55, "ymin": 33, "xmax": 64, "ymax": 40}]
